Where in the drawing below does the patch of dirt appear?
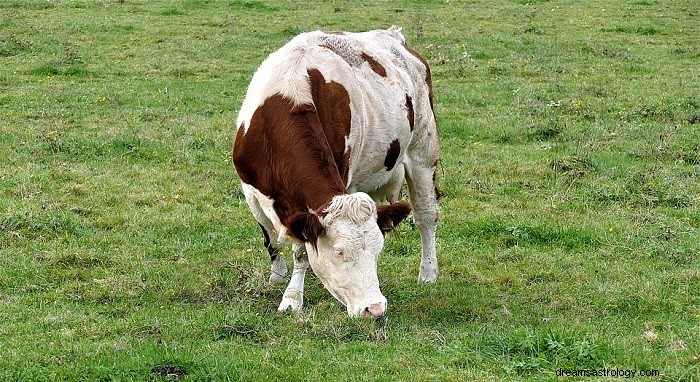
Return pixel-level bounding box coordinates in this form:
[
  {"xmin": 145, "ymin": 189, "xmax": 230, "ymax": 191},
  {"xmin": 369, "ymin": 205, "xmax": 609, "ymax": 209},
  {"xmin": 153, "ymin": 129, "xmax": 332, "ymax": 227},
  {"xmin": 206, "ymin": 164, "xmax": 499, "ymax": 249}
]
[{"xmin": 151, "ymin": 364, "xmax": 187, "ymax": 379}]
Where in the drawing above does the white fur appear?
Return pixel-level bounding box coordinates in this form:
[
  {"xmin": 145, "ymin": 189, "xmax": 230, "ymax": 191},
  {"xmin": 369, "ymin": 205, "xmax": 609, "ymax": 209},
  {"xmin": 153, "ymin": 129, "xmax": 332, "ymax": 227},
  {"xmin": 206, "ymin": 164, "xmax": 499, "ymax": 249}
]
[
  {"xmin": 237, "ymin": 39, "xmax": 315, "ymax": 133},
  {"xmin": 307, "ymin": 205, "xmax": 387, "ymax": 317},
  {"xmin": 322, "ymin": 192, "xmax": 376, "ymax": 224}
]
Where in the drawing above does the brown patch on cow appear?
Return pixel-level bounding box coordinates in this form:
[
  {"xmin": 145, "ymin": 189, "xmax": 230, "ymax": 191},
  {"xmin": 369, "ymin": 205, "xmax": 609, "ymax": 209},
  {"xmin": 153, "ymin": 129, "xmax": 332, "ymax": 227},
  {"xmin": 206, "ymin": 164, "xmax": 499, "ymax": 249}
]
[
  {"xmin": 404, "ymin": 44, "xmax": 435, "ymax": 112},
  {"xmin": 405, "ymin": 94, "xmax": 414, "ymax": 131},
  {"xmin": 258, "ymin": 223, "xmax": 279, "ymax": 261},
  {"xmin": 360, "ymin": 52, "xmax": 387, "ymax": 77},
  {"xmin": 307, "ymin": 68, "xmax": 352, "ymax": 184},
  {"xmin": 384, "ymin": 139, "xmax": 401, "ymax": 171},
  {"xmin": 233, "ymin": 94, "xmax": 346, "ymax": 230}
]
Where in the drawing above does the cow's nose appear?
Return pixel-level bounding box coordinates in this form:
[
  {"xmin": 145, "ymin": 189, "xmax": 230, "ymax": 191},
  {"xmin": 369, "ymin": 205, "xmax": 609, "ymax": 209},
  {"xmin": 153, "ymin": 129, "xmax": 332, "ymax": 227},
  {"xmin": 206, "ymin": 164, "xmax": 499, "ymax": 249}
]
[{"xmin": 363, "ymin": 302, "xmax": 387, "ymax": 318}]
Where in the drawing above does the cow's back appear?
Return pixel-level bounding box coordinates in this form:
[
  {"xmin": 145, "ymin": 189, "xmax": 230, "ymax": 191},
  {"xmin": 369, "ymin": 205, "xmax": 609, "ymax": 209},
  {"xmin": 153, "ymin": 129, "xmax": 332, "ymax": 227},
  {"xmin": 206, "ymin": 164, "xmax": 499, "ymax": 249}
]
[{"xmin": 301, "ymin": 28, "xmax": 436, "ymax": 196}]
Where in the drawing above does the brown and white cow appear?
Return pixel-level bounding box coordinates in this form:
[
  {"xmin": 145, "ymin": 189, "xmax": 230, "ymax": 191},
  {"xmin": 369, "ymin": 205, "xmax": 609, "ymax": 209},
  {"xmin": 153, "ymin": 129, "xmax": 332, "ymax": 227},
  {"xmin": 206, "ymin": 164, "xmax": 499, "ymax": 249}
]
[{"xmin": 233, "ymin": 26, "xmax": 440, "ymax": 317}]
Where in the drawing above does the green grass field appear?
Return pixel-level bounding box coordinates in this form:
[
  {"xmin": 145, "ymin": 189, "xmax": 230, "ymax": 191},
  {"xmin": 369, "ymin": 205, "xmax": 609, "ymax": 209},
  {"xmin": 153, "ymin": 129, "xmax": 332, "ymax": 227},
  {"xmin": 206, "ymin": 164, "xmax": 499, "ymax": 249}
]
[{"xmin": 1, "ymin": 0, "xmax": 698, "ymax": 380}]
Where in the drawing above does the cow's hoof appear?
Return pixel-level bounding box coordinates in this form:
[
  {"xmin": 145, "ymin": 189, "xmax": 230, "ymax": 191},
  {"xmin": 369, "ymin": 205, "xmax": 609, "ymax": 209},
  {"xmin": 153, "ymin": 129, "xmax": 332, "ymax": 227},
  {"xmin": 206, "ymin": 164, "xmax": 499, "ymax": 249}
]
[
  {"xmin": 278, "ymin": 290, "xmax": 303, "ymax": 312},
  {"xmin": 269, "ymin": 272, "xmax": 287, "ymax": 284},
  {"xmin": 418, "ymin": 271, "xmax": 438, "ymax": 283}
]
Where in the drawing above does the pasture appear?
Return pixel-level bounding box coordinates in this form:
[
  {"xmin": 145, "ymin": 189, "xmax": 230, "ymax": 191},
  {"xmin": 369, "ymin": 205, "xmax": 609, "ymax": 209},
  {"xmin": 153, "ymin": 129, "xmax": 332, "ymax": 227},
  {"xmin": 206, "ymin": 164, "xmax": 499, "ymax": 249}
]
[{"xmin": 0, "ymin": 0, "xmax": 698, "ymax": 380}]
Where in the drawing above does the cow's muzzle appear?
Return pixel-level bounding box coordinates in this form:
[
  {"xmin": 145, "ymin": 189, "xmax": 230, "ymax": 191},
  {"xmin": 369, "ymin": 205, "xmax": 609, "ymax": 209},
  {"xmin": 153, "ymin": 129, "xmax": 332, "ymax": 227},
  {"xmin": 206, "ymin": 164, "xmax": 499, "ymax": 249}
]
[{"xmin": 362, "ymin": 301, "xmax": 387, "ymax": 318}]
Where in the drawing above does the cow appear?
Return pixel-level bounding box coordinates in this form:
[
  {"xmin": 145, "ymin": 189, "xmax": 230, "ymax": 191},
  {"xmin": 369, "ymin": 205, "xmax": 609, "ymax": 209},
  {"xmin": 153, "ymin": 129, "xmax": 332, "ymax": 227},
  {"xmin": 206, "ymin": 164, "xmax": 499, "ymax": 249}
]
[{"xmin": 233, "ymin": 26, "xmax": 440, "ymax": 318}]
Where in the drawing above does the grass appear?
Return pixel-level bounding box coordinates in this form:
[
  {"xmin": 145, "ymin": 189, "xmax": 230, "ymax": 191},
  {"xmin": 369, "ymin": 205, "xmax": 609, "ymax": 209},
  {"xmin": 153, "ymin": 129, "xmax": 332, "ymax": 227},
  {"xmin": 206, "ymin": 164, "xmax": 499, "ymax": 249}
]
[{"xmin": 1, "ymin": 0, "xmax": 699, "ymax": 380}]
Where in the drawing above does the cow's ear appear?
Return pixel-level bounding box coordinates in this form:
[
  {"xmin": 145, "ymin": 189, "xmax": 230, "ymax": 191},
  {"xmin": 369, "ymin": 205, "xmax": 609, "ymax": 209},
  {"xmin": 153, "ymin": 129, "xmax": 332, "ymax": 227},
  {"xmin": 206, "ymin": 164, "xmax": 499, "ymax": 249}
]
[
  {"xmin": 287, "ymin": 212, "xmax": 324, "ymax": 242},
  {"xmin": 377, "ymin": 201, "xmax": 412, "ymax": 233}
]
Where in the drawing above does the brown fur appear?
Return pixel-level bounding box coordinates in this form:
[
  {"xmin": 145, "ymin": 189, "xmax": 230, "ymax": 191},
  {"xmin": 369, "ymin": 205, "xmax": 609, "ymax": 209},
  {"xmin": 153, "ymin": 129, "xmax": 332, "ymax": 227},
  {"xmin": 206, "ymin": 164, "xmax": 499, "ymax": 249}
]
[
  {"xmin": 233, "ymin": 94, "xmax": 346, "ymax": 231},
  {"xmin": 360, "ymin": 52, "xmax": 387, "ymax": 77},
  {"xmin": 307, "ymin": 68, "xmax": 352, "ymax": 183},
  {"xmin": 384, "ymin": 139, "xmax": 401, "ymax": 171},
  {"xmin": 405, "ymin": 94, "xmax": 414, "ymax": 131}
]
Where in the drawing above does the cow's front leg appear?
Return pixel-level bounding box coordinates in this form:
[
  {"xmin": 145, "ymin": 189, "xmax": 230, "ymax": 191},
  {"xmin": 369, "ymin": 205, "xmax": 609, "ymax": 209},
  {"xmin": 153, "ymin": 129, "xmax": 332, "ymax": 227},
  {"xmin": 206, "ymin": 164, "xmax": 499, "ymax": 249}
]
[
  {"xmin": 405, "ymin": 163, "xmax": 440, "ymax": 283},
  {"xmin": 256, "ymin": 223, "xmax": 287, "ymax": 284},
  {"xmin": 278, "ymin": 244, "xmax": 308, "ymax": 312},
  {"xmin": 269, "ymin": 252, "xmax": 287, "ymax": 284}
]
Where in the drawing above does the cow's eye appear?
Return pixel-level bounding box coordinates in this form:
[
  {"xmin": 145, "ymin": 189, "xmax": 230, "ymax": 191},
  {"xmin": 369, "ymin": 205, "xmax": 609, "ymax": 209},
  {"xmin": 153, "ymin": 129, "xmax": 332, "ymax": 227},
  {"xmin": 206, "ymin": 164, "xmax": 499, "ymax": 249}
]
[{"xmin": 333, "ymin": 246, "xmax": 345, "ymax": 260}]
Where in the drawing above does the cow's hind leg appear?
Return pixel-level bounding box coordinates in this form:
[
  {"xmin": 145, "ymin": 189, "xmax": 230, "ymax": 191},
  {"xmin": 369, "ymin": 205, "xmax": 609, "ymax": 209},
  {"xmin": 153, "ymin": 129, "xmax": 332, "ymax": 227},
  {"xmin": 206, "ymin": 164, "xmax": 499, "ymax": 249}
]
[
  {"xmin": 278, "ymin": 243, "xmax": 308, "ymax": 312},
  {"xmin": 405, "ymin": 161, "xmax": 440, "ymax": 283}
]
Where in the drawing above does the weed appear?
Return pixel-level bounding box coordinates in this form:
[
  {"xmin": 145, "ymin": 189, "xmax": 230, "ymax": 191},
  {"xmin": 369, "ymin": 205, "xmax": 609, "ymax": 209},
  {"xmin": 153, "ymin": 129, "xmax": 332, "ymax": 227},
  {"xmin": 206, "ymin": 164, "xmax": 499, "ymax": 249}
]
[
  {"xmin": 228, "ymin": 0, "xmax": 278, "ymax": 12},
  {"xmin": 216, "ymin": 311, "xmax": 272, "ymax": 342},
  {"xmin": 0, "ymin": 34, "xmax": 32, "ymax": 57},
  {"xmin": 606, "ymin": 25, "xmax": 664, "ymax": 35},
  {"xmin": 159, "ymin": 8, "xmax": 186, "ymax": 16},
  {"xmin": 550, "ymin": 155, "xmax": 594, "ymax": 175},
  {"xmin": 528, "ymin": 125, "xmax": 561, "ymax": 141},
  {"xmin": 281, "ymin": 26, "xmax": 303, "ymax": 37},
  {"xmin": 679, "ymin": 145, "xmax": 699, "ymax": 165},
  {"xmin": 28, "ymin": 49, "xmax": 89, "ymax": 77}
]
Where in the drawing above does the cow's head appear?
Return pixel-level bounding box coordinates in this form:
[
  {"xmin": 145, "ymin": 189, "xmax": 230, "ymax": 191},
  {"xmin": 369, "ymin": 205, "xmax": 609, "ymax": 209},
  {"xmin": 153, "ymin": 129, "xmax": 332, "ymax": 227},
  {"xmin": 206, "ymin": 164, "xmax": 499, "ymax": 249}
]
[{"xmin": 287, "ymin": 192, "xmax": 411, "ymax": 317}]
